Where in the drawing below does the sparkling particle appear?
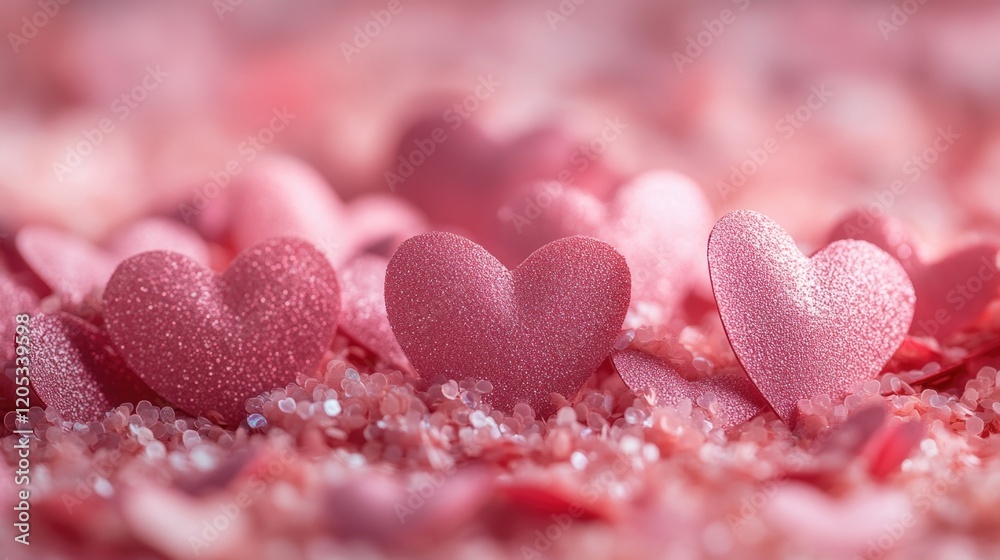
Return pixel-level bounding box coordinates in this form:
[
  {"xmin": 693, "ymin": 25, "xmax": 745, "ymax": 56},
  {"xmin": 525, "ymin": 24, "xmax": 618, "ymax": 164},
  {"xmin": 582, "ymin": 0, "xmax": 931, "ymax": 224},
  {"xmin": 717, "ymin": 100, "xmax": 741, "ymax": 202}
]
[
  {"xmin": 278, "ymin": 398, "xmax": 297, "ymax": 414},
  {"xmin": 247, "ymin": 413, "xmax": 268, "ymax": 429},
  {"xmin": 323, "ymin": 400, "xmax": 343, "ymax": 417}
]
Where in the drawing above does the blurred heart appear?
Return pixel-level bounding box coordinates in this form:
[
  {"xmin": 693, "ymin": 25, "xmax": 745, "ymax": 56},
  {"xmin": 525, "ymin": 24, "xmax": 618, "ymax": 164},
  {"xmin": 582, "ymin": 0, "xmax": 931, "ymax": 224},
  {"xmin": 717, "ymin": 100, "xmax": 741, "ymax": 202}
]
[
  {"xmin": 494, "ymin": 170, "xmax": 713, "ymax": 328},
  {"xmin": 385, "ymin": 232, "xmax": 630, "ymax": 416},
  {"xmin": 16, "ymin": 218, "xmax": 209, "ymax": 304},
  {"xmin": 103, "ymin": 236, "xmax": 340, "ymax": 425},
  {"xmin": 611, "ymin": 348, "xmax": 766, "ymax": 427},
  {"xmin": 828, "ymin": 210, "xmax": 1000, "ymax": 339},
  {"xmin": 709, "ymin": 211, "xmax": 914, "ymax": 425},
  {"xmin": 391, "ymin": 118, "xmax": 604, "ymax": 238},
  {"xmin": 214, "ymin": 154, "xmax": 426, "ymax": 266},
  {"xmin": 30, "ymin": 312, "xmax": 159, "ymax": 423}
]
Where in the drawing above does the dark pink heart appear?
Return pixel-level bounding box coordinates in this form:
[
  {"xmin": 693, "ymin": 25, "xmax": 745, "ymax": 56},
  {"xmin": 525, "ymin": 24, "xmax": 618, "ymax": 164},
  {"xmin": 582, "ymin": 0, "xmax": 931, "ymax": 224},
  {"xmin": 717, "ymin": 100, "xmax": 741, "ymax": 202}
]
[
  {"xmin": 391, "ymin": 118, "xmax": 599, "ymax": 238},
  {"xmin": 709, "ymin": 211, "xmax": 915, "ymax": 426},
  {"xmin": 828, "ymin": 210, "xmax": 999, "ymax": 339},
  {"xmin": 611, "ymin": 348, "xmax": 766, "ymax": 427},
  {"xmin": 385, "ymin": 232, "xmax": 630, "ymax": 416},
  {"xmin": 30, "ymin": 312, "xmax": 159, "ymax": 423},
  {"xmin": 103, "ymin": 237, "xmax": 340, "ymax": 425},
  {"xmin": 338, "ymin": 254, "xmax": 407, "ymax": 367},
  {"xmin": 16, "ymin": 219, "xmax": 210, "ymax": 303}
]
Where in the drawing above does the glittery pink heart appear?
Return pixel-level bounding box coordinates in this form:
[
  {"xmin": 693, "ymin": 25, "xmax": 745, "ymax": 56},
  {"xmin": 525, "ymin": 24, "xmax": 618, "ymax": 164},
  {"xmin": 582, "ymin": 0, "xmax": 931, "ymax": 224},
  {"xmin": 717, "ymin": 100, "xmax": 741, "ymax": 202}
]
[
  {"xmin": 103, "ymin": 237, "xmax": 340, "ymax": 425},
  {"xmin": 828, "ymin": 211, "xmax": 999, "ymax": 339},
  {"xmin": 494, "ymin": 171, "xmax": 713, "ymax": 328},
  {"xmin": 30, "ymin": 312, "xmax": 159, "ymax": 423},
  {"xmin": 611, "ymin": 348, "xmax": 766, "ymax": 427},
  {"xmin": 338, "ymin": 254, "xmax": 407, "ymax": 367},
  {"xmin": 385, "ymin": 232, "xmax": 630, "ymax": 416},
  {"xmin": 221, "ymin": 155, "xmax": 426, "ymax": 265},
  {"xmin": 16, "ymin": 218, "xmax": 209, "ymax": 303},
  {"xmin": 708, "ymin": 211, "xmax": 915, "ymax": 425}
]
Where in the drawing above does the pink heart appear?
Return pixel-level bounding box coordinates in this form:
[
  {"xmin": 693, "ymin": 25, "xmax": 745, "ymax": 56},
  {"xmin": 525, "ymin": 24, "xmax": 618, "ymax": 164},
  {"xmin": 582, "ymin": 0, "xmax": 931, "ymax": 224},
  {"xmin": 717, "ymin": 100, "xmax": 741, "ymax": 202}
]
[
  {"xmin": 214, "ymin": 155, "xmax": 426, "ymax": 265},
  {"xmin": 1, "ymin": 273, "xmax": 38, "ymax": 362},
  {"xmin": 103, "ymin": 237, "xmax": 340, "ymax": 425},
  {"xmin": 391, "ymin": 118, "xmax": 601, "ymax": 238},
  {"xmin": 16, "ymin": 218, "xmax": 210, "ymax": 303},
  {"xmin": 708, "ymin": 211, "xmax": 915, "ymax": 425},
  {"xmin": 30, "ymin": 312, "xmax": 159, "ymax": 423},
  {"xmin": 611, "ymin": 348, "xmax": 766, "ymax": 427},
  {"xmin": 338, "ymin": 254, "xmax": 407, "ymax": 367},
  {"xmin": 494, "ymin": 171, "xmax": 713, "ymax": 328},
  {"xmin": 385, "ymin": 232, "xmax": 630, "ymax": 416},
  {"xmin": 828, "ymin": 210, "xmax": 999, "ymax": 339}
]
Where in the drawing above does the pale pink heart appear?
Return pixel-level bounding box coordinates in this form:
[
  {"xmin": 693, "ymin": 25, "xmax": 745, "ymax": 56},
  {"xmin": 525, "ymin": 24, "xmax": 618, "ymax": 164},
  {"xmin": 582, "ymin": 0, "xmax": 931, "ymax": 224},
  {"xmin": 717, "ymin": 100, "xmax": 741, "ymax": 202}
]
[
  {"xmin": 611, "ymin": 348, "xmax": 766, "ymax": 427},
  {"xmin": 495, "ymin": 171, "xmax": 713, "ymax": 328},
  {"xmin": 598, "ymin": 171, "xmax": 714, "ymax": 328},
  {"xmin": 103, "ymin": 237, "xmax": 340, "ymax": 425},
  {"xmin": 29, "ymin": 312, "xmax": 160, "ymax": 423},
  {"xmin": 16, "ymin": 218, "xmax": 210, "ymax": 303},
  {"xmin": 385, "ymin": 232, "xmax": 630, "ymax": 416},
  {"xmin": 828, "ymin": 210, "xmax": 1000, "ymax": 339},
  {"xmin": 223, "ymin": 155, "xmax": 426, "ymax": 265},
  {"xmin": 338, "ymin": 254, "xmax": 407, "ymax": 367},
  {"xmin": 709, "ymin": 211, "xmax": 915, "ymax": 426}
]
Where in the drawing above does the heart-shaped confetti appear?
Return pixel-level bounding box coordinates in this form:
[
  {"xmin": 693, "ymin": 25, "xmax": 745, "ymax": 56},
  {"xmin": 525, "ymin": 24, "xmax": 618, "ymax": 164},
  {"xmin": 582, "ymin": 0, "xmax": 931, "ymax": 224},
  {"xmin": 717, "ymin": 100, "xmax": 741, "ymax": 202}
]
[
  {"xmin": 218, "ymin": 155, "xmax": 426, "ymax": 265},
  {"xmin": 708, "ymin": 210, "xmax": 915, "ymax": 425},
  {"xmin": 828, "ymin": 211, "xmax": 999, "ymax": 339},
  {"xmin": 30, "ymin": 312, "xmax": 159, "ymax": 423},
  {"xmin": 494, "ymin": 171, "xmax": 714, "ymax": 328},
  {"xmin": 16, "ymin": 219, "xmax": 210, "ymax": 304},
  {"xmin": 611, "ymin": 348, "xmax": 766, "ymax": 427},
  {"xmin": 338, "ymin": 254, "xmax": 407, "ymax": 367},
  {"xmin": 385, "ymin": 232, "xmax": 630, "ymax": 416},
  {"xmin": 103, "ymin": 236, "xmax": 340, "ymax": 425}
]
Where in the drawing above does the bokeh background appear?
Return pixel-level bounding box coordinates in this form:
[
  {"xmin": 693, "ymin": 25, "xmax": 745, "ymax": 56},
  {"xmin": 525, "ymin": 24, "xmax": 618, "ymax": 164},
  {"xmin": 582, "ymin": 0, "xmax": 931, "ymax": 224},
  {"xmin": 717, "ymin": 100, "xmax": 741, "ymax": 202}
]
[{"xmin": 1, "ymin": 0, "xmax": 998, "ymax": 255}]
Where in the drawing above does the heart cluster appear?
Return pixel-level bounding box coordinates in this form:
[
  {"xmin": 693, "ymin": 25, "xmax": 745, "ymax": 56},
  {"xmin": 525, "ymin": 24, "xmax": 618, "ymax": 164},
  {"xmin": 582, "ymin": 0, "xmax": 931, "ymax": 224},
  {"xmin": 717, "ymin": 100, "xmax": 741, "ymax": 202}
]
[{"xmin": 20, "ymin": 198, "xmax": 939, "ymax": 428}]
